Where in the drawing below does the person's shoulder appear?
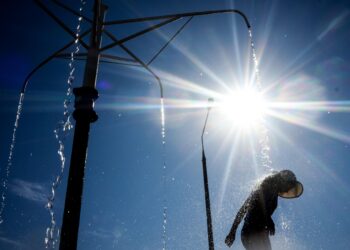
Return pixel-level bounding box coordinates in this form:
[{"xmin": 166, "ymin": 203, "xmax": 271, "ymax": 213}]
[{"xmin": 262, "ymin": 173, "xmax": 279, "ymax": 185}]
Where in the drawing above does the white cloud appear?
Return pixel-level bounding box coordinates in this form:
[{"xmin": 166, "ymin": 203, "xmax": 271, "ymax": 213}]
[
  {"xmin": 85, "ymin": 227, "xmax": 123, "ymax": 247},
  {"xmin": 87, "ymin": 227, "xmax": 122, "ymax": 239},
  {"xmin": 9, "ymin": 179, "xmax": 47, "ymax": 203},
  {"xmin": 0, "ymin": 236, "xmax": 23, "ymax": 247}
]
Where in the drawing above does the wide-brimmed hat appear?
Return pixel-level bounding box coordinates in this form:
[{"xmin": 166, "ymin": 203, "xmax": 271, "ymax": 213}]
[{"xmin": 277, "ymin": 170, "xmax": 304, "ymax": 199}]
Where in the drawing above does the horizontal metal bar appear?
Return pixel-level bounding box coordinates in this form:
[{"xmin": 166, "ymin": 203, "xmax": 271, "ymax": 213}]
[
  {"xmin": 100, "ymin": 17, "xmax": 179, "ymax": 52},
  {"xmin": 56, "ymin": 56, "xmax": 142, "ymax": 67},
  {"xmin": 99, "ymin": 60, "xmax": 141, "ymax": 67},
  {"xmin": 100, "ymin": 53, "xmax": 137, "ymax": 62},
  {"xmin": 56, "ymin": 53, "xmax": 136, "ymax": 63},
  {"xmin": 104, "ymin": 9, "xmax": 251, "ymax": 28}
]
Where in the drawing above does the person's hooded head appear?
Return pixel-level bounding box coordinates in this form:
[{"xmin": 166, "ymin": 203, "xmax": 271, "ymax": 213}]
[{"xmin": 275, "ymin": 170, "xmax": 303, "ymax": 199}]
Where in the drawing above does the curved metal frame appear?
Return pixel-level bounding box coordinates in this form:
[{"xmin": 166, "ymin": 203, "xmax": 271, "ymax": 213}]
[
  {"xmin": 17, "ymin": 2, "xmax": 252, "ymax": 250},
  {"xmin": 22, "ymin": 3, "xmax": 251, "ymax": 97}
]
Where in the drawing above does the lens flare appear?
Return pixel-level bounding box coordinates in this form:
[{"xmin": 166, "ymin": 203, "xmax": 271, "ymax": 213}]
[{"xmin": 218, "ymin": 87, "xmax": 267, "ymax": 129}]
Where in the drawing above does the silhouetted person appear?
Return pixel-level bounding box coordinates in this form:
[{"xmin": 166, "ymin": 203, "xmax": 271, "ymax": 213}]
[{"xmin": 225, "ymin": 170, "xmax": 303, "ymax": 250}]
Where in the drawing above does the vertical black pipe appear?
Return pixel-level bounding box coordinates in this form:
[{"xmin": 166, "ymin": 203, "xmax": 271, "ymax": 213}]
[
  {"xmin": 59, "ymin": 1, "xmax": 107, "ymax": 249},
  {"xmin": 201, "ymin": 104, "xmax": 214, "ymax": 250},
  {"xmin": 59, "ymin": 118, "xmax": 93, "ymax": 250},
  {"xmin": 202, "ymin": 150, "xmax": 215, "ymax": 250}
]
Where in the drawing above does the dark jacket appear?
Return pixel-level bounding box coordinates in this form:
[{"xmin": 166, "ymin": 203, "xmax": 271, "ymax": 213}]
[{"xmin": 229, "ymin": 174, "xmax": 280, "ymax": 236}]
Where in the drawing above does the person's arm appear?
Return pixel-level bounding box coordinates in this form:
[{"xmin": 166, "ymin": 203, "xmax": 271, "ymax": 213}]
[
  {"xmin": 267, "ymin": 216, "xmax": 275, "ymax": 235},
  {"xmin": 265, "ymin": 196, "xmax": 277, "ymax": 235},
  {"xmin": 225, "ymin": 194, "xmax": 253, "ymax": 247}
]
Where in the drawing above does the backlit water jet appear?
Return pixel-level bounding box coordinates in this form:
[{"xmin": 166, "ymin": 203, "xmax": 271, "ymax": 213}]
[
  {"xmin": 0, "ymin": 93, "xmax": 25, "ymax": 224},
  {"xmin": 248, "ymin": 28, "xmax": 274, "ymax": 173},
  {"xmin": 160, "ymin": 97, "xmax": 168, "ymax": 250},
  {"xmin": 249, "ymin": 27, "xmax": 292, "ymax": 245},
  {"xmin": 45, "ymin": 1, "xmax": 86, "ymax": 248}
]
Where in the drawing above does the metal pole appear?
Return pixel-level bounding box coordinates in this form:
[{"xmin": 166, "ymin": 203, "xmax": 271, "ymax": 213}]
[
  {"xmin": 202, "ymin": 151, "xmax": 214, "ymax": 250},
  {"xmin": 201, "ymin": 100, "xmax": 214, "ymax": 250},
  {"xmin": 59, "ymin": 1, "xmax": 107, "ymax": 249}
]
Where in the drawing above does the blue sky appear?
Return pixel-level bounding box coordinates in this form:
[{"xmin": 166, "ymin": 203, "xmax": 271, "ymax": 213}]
[{"xmin": 1, "ymin": 0, "xmax": 350, "ymax": 249}]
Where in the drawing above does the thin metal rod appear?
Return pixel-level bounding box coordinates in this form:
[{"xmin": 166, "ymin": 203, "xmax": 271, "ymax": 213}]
[
  {"xmin": 98, "ymin": 60, "xmax": 142, "ymax": 67},
  {"xmin": 201, "ymin": 105, "xmax": 215, "ymax": 250},
  {"xmin": 100, "ymin": 53, "xmax": 137, "ymax": 62},
  {"xmin": 100, "ymin": 17, "xmax": 180, "ymax": 52},
  {"xmin": 57, "ymin": 56, "xmax": 141, "ymax": 67},
  {"xmin": 21, "ymin": 29, "xmax": 91, "ymax": 93},
  {"xmin": 147, "ymin": 16, "xmax": 193, "ymax": 66},
  {"xmin": 34, "ymin": 0, "xmax": 89, "ymax": 49},
  {"xmin": 104, "ymin": 9, "xmax": 251, "ymax": 29},
  {"xmin": 103, "ymin": 31, "xmax": 164, "ymax": 97},
  {"xmin": 56, "ymin": 53, "xmax": 137, "ymax": 63}
]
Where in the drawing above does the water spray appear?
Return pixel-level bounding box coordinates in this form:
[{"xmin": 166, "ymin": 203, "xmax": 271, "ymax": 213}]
[{"xmin": 45, "ymin": 1, "xmax": 86, "ymax": 248}]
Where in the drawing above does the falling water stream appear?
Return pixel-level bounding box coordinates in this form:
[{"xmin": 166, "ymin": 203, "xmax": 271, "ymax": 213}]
[
  {"xmin": 45, "ymin": 1, "xmax": 86, "ymax": 248},
  {"xmin": 248, "ymin": 28, "xmax": 274, "ymax": 173},
  {"xmin": 0, "ymin": 93, "xmax": 25, "ymax": 224},
  {"xmin": 249, "ymin": 28, "xmax": 292, "ymax": 245},
  {"xmin": 160, "ymin": 98, "xmax": 168, "ymax": 250}
]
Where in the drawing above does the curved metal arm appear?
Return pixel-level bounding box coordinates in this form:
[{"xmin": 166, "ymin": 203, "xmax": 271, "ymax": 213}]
[
  {"xmin": 20, "ymin": 29, "xmax": 91, "ymax": 93},
  {"xmin": 100, "ymin": 9, "xmax": 252, "ymax": 103},
  {"xmin": 104, "ymin": 9, "xmax": 251, "ymax": 29},
  {"xmin": 121, "ymin": 44, "xmax": 164, "ymax": 98}
]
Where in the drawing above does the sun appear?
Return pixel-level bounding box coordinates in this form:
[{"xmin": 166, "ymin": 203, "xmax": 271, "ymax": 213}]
[{"xmin": 217, "ymin": 87, "xmax": 268, "ymax": 129}]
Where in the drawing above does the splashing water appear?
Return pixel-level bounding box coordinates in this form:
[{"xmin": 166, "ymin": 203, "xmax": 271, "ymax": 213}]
[
  {"xmin": 0, "ymin": 93, "xmax": 25, "ymax": 224},
  {"xmin": 281, "ymin": 214, "xmax": 291, "ymax": 231},
  {"xmin": 160, "ymin": 98, "xmax": 168, "ymax": 250},
  {"xmin": 45, "ymin": 1, "xmax": 86, "ymax": 248},
  {"xmin": 279, "ymin": 213, "xmax": 292, "ymax": 247},
  {"xmin": 248, "ymin": 29, "xmax": 262, "ymax": 91},
  {"xmin": 248, "ymin": 28, "xmax": 274, "ymax": 173},
  {"xmin": 258, "ymin": 124, "xmax": 273, "ymax": 172},
  {"xmin": 249, "ymin": 28, "xmax": 293, "ymax": 245},
  {"xmin": 161, "ymin": 98, "xmax": 166, "ymax": 145}
]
